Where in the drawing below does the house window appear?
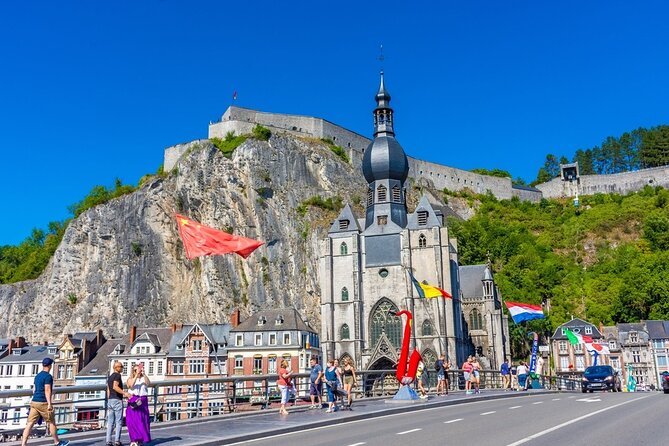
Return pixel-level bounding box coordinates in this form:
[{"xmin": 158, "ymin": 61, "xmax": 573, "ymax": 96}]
[
  {"xmin": 585, "ymin": 326, "xmax": 592, "ymax": 335},
  {"xmin": 657, "ymin": 356, "xmax": 668, "ymax": 367},
  {"xmin": 172, "ymin": 361, "xmax": 184, "ymax": 375},
  {"xmin": 234, "ymin": 356, "xmax": 243, "ymax": 370},
  {"xmin": 235, "ymin": 334, "xmax": 243, "ymax": 347},
  {"xmin": 377, "ymin": 215, "xmax": 388, "ymax": 225},
  {"xmin": 268, "ymin": 355, "xmax": 277, "ymax": 374},
  {"xmin": 392, "ymin": 185, "xmax": 401, "ymax": 202},
  {"xmin": 192, "ymin": 340, "xmax": 203, "ymax": 352},
  {"xmin": 340, "ymin": 324, "xmax": 350, "ymax": 340},
  {"xmin": 254, "ymin": 333, "xmax": 262, "ymax": 346},
  {"xmin": 257, "ymin": 316, "xmax": 266, "ymax": 326},
  {"xmin": 339, "ymin": 219, "xmax": 349, "ymax": 230},
  {"xmin": 13, "ymin": 411, "xmax": 20, "ymax": 424},
  {"xmin": 275, "ymin": 315, "xmax": 284, "ymax": 325},
  {"xmin": 633, "ymin": 350, "xmax": 640, "ymax": 362},
  {"xmin": 31, "ymin": 364, "xmax": 39, "ymax": 375},
  {"xmin": 6, "ymin": 365, "xmax": 12, "ymax": 376},
  {"xmin": 653, "ymin": 340, "xmax": 665, "ymax": 349},
  {"xmin": 417, "ymin": 211, "xmax": 428, "ymax": 226},
  {"xmin": 253, "ymin": 356, "xmax": 263, "ymax": 374},
  {"xmin": 269, "ymin": 333, "xmax": 277, "ymax": 345},
  {"xmin": 560, "ymin": 356, "xmax": 570, "ymax": 371},
  {"xmin": 283, "ymin": 333, "xmax": 291, "ymax": 345},
  {"xmin": 469, "ymin": 309, "xmax": 483, "ymax": 331},
  {"xmin": 377, "ymin": 184, "xmax": 387, "ymax": 202},
  {"xmin": 341, "ymin": 287, "xmax": 349, "ymax": 301},
  {"xmin": 18, "ymin": 365, "xmax": 25, "ymax": 376},
  {"xmin": 148, "ymin": 361, "xmax": 154, "ymax": 375},
  {"xmin": 157, "ymin": 361, "xmax": 163, "ymax": 375},
  {"xmin": 559, "ymin": 341, "xmax": 568, "ymax": 353},
  {"xmin": 418, "ymin": 233, "xmax": 427, "ymax": 248},
  {"xmin": 0, "ymin": 365, "xmax": 3, "ymax": 376},
  {"xmin": 609, "ymin": 340, "xmax": 617, "ymax": 350},
  {"xmin": 0, "ymin": 410, "xmax": 7, "ymax": 423},
  {"xmin": 189, "ymin": 359, "xmax": 205, "ymax": 374},
  {"xmin": 630, "ymin": 332, "xmax": 638, "ymax": 343},
  {"xmin": 422, "ymin": 320, "xmax": 433, "ymax": 336},
  {"xmin": 340, "ymin": 242, "xmax": 348, "ymax": 255},
  {"xmin": 66, "ymin": 365, "xmax": 73, "ymax": 379},
  {"xmin": 574, "ymin": 343, "xmax": 583, "ymax": 353},
  {"xmin": 575, "ymin": 355, "xmax": 585, "ymax": 371}
]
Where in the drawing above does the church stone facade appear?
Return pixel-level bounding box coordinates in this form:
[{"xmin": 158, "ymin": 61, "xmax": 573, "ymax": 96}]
[{"xmin": 320, "ymin": 73, "xmax": 473, "ymax": 371}]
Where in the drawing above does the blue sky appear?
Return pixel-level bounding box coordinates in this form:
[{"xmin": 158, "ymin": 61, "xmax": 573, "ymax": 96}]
[{"xmin": 2, "ymin": 1, "xmax": 668, "ymax": 245}]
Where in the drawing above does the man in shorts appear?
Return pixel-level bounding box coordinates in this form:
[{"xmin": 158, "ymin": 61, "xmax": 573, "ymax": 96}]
[
  {"xmin": 308, "ymin": 357, "xmax": 323, "ymax": 409},
  {"xmin": 462, "ymin": 356, "xmax": 474, "ymax": 394},
  {"xmin": 21, "ymin": 357, "xmax": 69, "ymax": 446},
  {"xmin": 435, "ymin": 355, "xmax": 449, "ymax": 395}
]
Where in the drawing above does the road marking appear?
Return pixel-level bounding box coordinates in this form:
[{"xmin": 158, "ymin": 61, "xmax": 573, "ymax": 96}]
[
  {"xmin": 480, "ymin": 411, "xmax": 496, "ymax": 415},
  {"xmin": 576, "ymin": 397, "xmax": 601, "ymax": 403},
  {"xmin": 552, "ymin": 398, "xmax": 561, "ymax": 401},
  {"xmin": 347, "ymin": 443, "xmax": 366, "ymax": 446},
  {"xmin": 504, "ymin": 394, "xmax": 652, "ymax": 446},
  {"xmin": 397, "ymin": 428, "xmax": 422, "ymax": 435},
  {"xmin": 567, "ymin": 396, "xmax": 575, "ymax": 399},
  {"xmin": 444, "ymin": 418, "xmax": 463, "ymax": 424},
  {"xmin": 532, "ymin": 401, "xmax": 543, "ymax": 405},
  {"xmin": 509, "ymin": 405, "xmax": 522, "ymax": 409}
]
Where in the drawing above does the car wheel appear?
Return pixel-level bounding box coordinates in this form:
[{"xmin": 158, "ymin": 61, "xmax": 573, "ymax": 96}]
[
  {"xmin": 582, "ymin": 388, "xmax": 587, "ymax": 393},
  {"xmin": 589, "ymin": 390, "xmax": 594, "ymax": 393},
  {"xmin": 664, "ymin": 389, "xmax": 669, "ymax": 394}
]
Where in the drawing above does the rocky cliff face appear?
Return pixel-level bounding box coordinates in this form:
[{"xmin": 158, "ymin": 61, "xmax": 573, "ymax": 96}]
[{"xmin": 0, "ymin": 135, "xmax": 370, "ymax": 340}]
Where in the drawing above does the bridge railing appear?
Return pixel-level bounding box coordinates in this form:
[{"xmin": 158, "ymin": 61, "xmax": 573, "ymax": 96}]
[{"xmin": 0, "ymin": 369, "xmax": 580, "ymax": 437}]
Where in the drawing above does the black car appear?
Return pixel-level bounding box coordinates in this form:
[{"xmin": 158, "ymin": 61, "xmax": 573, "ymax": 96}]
[
  {"xmin": 661, "ymin": 371, "xmax": 669, "ymax": 394},
  {"xmin": 581, "ymin": 365, "xmax": 621, "ymax": 392}
]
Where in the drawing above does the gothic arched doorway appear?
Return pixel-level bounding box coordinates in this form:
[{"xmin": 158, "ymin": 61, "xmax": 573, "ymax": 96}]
[{"xmin": 365, "ymin": 357, "xmax": 397, "ymax": 396}]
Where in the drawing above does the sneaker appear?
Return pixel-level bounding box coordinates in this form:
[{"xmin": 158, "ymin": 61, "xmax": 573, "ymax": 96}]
[
  {"xmin": 106, "ymin": 443, "xmax": 114, "ymax": 446},
  {"xmin": 56, "ymin": 441, "xmax": 70, "ymax": 446},
  {"xmin": 465, "ymin": 390, "xmax": 472, "ymax": 395},
  {"xmin": 115, "ymin": 442, "xmax": 123, "ymax": 446},
  {"xmin": 326, "ymin": 408, "xmax": 333, "ymax": 413}
]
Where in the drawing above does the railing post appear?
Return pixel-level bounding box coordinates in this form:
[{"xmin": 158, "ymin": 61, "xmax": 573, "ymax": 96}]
[
  {"xmin": 152, "ymin": 385, "xmax": 158, "ymax": 423},
  {"xmin": 262, "ymin": 378, "xmax": 269, "ymax": 410},
  {"xmin": 195, "ymin": 384, "xmax": 200, "ymax": 418}
]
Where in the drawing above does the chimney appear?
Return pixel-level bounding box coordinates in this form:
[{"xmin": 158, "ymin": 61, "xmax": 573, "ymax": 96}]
[
  {"xmin": 96, "ymin": 329, "xmax": 104, "ymax": 347},
  {"xmin": 599, "ymin": 322, "xmax": 604, "ymax": 334},
  {"xmin": 15, "ymin": 337, "xmax": 26, "ymax": 348},
  {"xmin": 230, "ymin": 309, "xmax": 241, "ymax": 328},
  {"xmin": 129, "ymin": 326, "xmax": 137, "ymax": 343},
  {"xmin": 8, "ymin": 339, "xmax": 14, "ymax": 355},
  {"xmin": 171, "ymin": 323, "xmax": 177, "ymax": 333}
]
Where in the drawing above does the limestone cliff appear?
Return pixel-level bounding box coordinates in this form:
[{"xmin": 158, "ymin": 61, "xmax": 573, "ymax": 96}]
[{"xmin": 0, "ymin": 134, "xmax": 370, "ymax": 340}]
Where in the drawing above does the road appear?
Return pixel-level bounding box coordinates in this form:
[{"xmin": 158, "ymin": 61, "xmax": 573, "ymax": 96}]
[{"xmin": 231, "ymin": 392, "xmax": 665, "ymax": 446}]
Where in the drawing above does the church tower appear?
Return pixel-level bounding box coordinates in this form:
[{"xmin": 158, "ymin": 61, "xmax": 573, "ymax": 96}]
[{"xmin": 320, "ymin": 72, "xmax": 465, "ymax": 374}]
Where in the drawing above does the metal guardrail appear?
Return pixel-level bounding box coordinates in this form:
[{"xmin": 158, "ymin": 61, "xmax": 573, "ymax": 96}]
[{"xmin": 0, "ymin": 369, "xmax": 581, "ymax": 438}]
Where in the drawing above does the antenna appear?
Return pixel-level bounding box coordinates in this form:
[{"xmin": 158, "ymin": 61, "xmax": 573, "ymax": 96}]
[{"xmin": 378, "ymin": 44, "xmax": 385, "ymax": 71}]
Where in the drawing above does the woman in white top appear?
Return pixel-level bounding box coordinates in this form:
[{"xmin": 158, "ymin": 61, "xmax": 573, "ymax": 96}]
[{"xmin": 126, "ymin": 363, "xmax": 152, "ymax": 446}]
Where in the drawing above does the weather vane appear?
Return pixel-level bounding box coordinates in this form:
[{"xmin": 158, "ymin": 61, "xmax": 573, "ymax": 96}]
[{"xmin": 378, "ymin": 44, "xmax": 384, "ymax": 71}]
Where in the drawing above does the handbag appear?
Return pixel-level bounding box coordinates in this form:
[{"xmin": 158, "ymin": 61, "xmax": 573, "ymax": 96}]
[{"xmin": 128, "ymin": 395, "xmax": 142, "ymax": 409}]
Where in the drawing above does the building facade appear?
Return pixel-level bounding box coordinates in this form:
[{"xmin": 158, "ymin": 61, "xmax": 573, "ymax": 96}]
[
  {"xmin": 551, "ymin": 318, "xmax": 607, "ymax": 374},
  {"xmin": 617, "ymin": 323, "xmax": 655, "ymax": 389},
  {"xmin": 320, "ymin": 72, "xmax": 467, "ymax": 371}
]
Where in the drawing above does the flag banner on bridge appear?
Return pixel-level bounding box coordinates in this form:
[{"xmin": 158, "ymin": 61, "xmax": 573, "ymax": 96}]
[
  {"xmin": 504, "ymin": 301, "xmax": 545, "ymax": 324},
  {"xmin": 176, "ymin": 214, "xmax": 264, "ymax": 259},
  {"xmin": 408, "ymin": 271, "xmax": 452, "ymax": 299}
]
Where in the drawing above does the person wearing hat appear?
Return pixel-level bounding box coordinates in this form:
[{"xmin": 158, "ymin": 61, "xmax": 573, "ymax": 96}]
[{"xmin": 21, "ymin": 357, "xmax": 69, "ymax": 446}]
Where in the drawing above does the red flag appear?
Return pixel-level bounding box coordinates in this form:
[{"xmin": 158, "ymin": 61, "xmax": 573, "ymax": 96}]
[{"xmin": 175, "ymin": 214, "xmax": 263, "ymax": 259}]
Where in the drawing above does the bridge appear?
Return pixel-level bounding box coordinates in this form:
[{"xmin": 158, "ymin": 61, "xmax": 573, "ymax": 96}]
[{"xmin": 4, "ymin": 371, "xmax": 665, "ymax": 445}]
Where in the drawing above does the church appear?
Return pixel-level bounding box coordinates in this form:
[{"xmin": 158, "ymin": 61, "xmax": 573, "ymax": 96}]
[{"xmin": 319, "ymin": 72, "xmax": 510, "ymax": 371}]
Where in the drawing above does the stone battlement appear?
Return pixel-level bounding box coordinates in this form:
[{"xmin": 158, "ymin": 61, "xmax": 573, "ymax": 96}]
[{"xmin": 163, "ymin": 106, "xmax": 669, "ymax": 203}]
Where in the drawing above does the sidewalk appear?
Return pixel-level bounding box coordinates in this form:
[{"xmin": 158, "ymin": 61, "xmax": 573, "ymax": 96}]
[{"xmin": 11, "ymin": 389, "xmax": 554, "ymax": 446}]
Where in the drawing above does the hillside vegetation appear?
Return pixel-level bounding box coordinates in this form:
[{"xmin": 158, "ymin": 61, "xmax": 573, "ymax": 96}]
[{"xmin": 447, "ymin": 186, "xmax": 669, "ymax": 337}]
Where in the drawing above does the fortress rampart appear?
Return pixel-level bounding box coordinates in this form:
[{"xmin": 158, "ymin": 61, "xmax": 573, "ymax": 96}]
[{"xmin": 164, "ymin": 106, "xmax": 668, "ymax": 203}]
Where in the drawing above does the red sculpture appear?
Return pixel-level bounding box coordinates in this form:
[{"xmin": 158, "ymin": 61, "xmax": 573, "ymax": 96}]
[{"xmin": 394, "ymin": 310, "xmax": 422, "ymax": 385}]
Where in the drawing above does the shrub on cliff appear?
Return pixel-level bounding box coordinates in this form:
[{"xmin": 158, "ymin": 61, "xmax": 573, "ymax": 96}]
[
  {"xmin": 321, "ymin": 137, "xmax": 349, "ymax": 164},
  {"xmin": 211, "ymin": 132, "xmax": 248, "ymax": 159},
  {"xmin": 252, "ymin": 125, "xmax": 272, "ymax": 141}
]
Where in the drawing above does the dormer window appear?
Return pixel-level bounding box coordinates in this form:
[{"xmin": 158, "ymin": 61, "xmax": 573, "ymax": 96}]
[
  {"xmin": 377, "ymin": 185, "xmax": 387, "ymax": 202},
  {"xmin": 275, "ymin": 316, "xmax": 284, "ymax": 325},
  {"xmin": 257, "ymin": 316, "xmax": 267, "ymax": 326},
  {"xmin": 338, "ymin": 219, "xmax": 349, "ymax": 230},
  {"xmin": 12, "ymin": 349, "xmax": 22, "ymax": 356},
  {"xmin": 392, "ymin": 185, "xmax": 401, "ymax": 203},
  {"xmin": 417, "ymin": 211, "xmax": 428, "ymax": 226},
  {"xmin": 176, "ymin": 344, "xmax": 184, "ymax": 350},
  {"xmin": 47, "ymin": 347, "xmax": 57, "ymax": 355},
  {"xmin": 585, "ymin": 326, "xmax": 592, "ymax": 335}
]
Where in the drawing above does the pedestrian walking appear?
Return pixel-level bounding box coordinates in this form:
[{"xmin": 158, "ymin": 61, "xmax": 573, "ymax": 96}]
[
  {"xmin": 462, "ymin": 356, "xmax": 474, "ymax": 394},
  {"xmin": 277, "ymin": 359, "xmax": 292, "ymax": 415},
  {"xmin": 20, "ymin": 358, "xmax": 69, "ymax": 446},
  {"xmin": 126, "ymin": 363, "xmax": 151, "ymax": 446},
  {"xmin": 106, "ymin": 362, "xmax": 131, "ymax": 446},
  {"xmin": 341, "ymin": 358, "xmax": 358, "ymax": 409},
  {"xmin": 309, "ymin": 357, "xmax": 323, "ymax": 409},
  {"xmin": 435, "ymin": 355, "xmax": 449, "ymax": 395},
  {"xmin": 471, "ymin": 357, "xmax": 481, "ymax": 394},
  {"xmin": 510, "ymin": 362, "xmax": 518, "ymax": 390},
  {"xmin": 416, "ymin": 361, "xmax": 428, "ymax": 398},
  {"xmin": 516, "ymin": 361, "xmax": 528, "ymax": 391},
  {"xmin": 324, "ymin": 359, "xmax": 342, "ymax": 413},
  {"xmin": 500, "ymin": 358, "xmax": 510, "ymax": 390}
]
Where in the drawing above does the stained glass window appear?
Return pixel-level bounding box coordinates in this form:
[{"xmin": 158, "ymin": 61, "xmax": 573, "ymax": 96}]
[{"xmin": 370, "ymin": 299, "xmax": 402, "ymax": 348}]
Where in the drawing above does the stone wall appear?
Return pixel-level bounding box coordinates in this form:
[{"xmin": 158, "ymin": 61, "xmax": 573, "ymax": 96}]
[{"xmin": 536, "ymin": 165, "xmax": 669, "ymax": 198}]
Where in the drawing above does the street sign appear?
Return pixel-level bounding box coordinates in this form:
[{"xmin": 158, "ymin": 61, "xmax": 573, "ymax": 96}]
[{"xmin": 538, "ymin": 345, "xmax": 549, "ymax": 352}]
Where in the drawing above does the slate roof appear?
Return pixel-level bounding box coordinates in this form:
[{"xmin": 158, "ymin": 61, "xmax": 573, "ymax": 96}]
[
  {"xmin": 329, "ymin": 204, "xmax": 361, "ymax": 234},
  {"xmin": 552, "ymin": 318, "xmax": 603, "ymax": 339},
  {"xmin": 78, "ymin": 339, "xmax": 122, "ymax": 377},
  {"xmin": 645, "ymin": 320, "xmax": 669, "ymax": 339},
  {"xmin": 127, "ymin": 328, "xmax": 174, "ymax": 353},
  {"xmin": 231, "ymin": 308, "xmax": 315, "ymax": 333},
  {"xmin": 0, "ymin": 344, "xmax": 55, "ymax": 363},
  {"xmin": 458, "ymin": 265, "xmax": 488, "ymax": 299},
  {"xmin": 167, "ymin": 323, "xmax": 231, "ymax": 358}
]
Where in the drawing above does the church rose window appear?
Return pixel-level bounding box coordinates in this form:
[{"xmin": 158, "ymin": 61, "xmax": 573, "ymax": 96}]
[
  {"xmin": 370, "ymin": 299, "xmax": 402, "ymax": 348},
  {"xmin": 378, "ymin": 268, "xmax": 389, "ymax": 278}
]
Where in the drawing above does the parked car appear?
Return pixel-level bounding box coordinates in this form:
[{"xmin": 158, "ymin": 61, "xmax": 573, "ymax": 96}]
[
  {"xmin": 581, "ymin": 365, "xmax": 621, "ymax": 392},
  {"xmin": 661, "ymin": 371, "xmax": 669, "ymax": 394}
]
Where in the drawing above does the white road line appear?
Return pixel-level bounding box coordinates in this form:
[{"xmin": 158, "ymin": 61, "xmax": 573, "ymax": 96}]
[
  {"xmin": 509, "ymin": 405, "xmax": 522, "ymax": 409},
  {"xmin": 444, "ymin": 418, "xmax": 463, "ymax": 424},
  {"xmin": 532, "ymin": 401, "xmax": 543, "ymax": 405},
  {"xmin": 552, "ymin": 398, "xmax": 561, "ymax": 401},
  {"xmin": 504, "ymin": 395, "xmax": 652, "ymax": 446},
  {"xmin": 480, "ymin": 411, "xmax": 496, "ymax": 415},
  {"xmin": 567, "ymin": 396, "xmax": 575, "ymax": 398},
  {"xmin": 397, "ymin": 428, "xmax": 422, "ymax": 435},
  {"xmin": 347, "ymin": 443, "xmax": 366, "ymax": 446}
]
